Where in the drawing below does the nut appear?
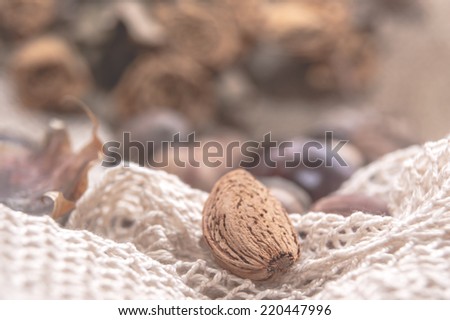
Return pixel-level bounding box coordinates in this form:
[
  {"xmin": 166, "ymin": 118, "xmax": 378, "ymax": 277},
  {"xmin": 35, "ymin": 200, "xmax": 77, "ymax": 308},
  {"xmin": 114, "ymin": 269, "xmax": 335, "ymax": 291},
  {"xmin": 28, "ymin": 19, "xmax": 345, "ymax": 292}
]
[
  {"xmin": 202, "ymin": 169, "xmax": 300, "ymax": 280},
  {"xmin": 248, "ymin": 137, "xmax": 357, "ymax": 201},
  {"xmin": 259, "ymin": 176, "xmax": 311, "ymax": 214},
  {"xmin": 311, "ymin": 193, "xmax": 390, "ymax": 217}
]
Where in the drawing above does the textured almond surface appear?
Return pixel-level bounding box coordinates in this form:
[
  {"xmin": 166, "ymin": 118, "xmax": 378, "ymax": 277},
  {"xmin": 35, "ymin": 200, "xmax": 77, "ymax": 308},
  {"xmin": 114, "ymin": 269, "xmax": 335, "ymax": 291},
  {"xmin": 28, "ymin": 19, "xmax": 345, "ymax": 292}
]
[{"xmin": 202, "ymin": 169, "xmax": 300, "ymax": 280}]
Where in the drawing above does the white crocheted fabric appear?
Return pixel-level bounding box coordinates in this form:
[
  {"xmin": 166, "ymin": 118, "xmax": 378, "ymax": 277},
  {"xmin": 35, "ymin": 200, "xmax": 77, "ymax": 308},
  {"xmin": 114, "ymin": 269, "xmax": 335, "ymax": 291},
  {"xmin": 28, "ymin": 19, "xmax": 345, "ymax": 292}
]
[{"xmin": 1, "ymin": 137, "xmax": 449, "ymax": 299}]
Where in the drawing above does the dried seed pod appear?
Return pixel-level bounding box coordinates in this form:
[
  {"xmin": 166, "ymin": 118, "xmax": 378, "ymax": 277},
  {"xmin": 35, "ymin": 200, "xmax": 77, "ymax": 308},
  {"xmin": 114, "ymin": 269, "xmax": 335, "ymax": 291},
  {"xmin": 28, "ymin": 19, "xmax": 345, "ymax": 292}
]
[
  {"xmin": 282, "ymin": 140, "xmax": 356, "ymax": 201},
  {"xmin": 0, "ymin": 0, "xmax": 57, "ymax": 39},
  {"xmin": 328, "ymin": 139, "xmax": 365, "ymax": 169},
  {"xmin": 75, "ymin": 1, "xmax": 165, "ymax": 90},
  {"xmin": 249, "ymin": 0, "xmax": 375, "ymax": 96},
  {"xmin": 153, "ymin": 1, "xmax": 242, "ymax": 70},
  {"xmin": 119, "ymin": 110, "xmax": 192, "ymax": 166},
  {"xmin": 311, "ymin": 193, "xmax": 390, "ymax": 216},
  {"xmin": 259, "ymin": 176, "xmax": 311, "ymax": 214},
  {"xmin": 10, "ymin": 36, "xmax": 91, "ymax": 112},
  {"xmin": 222, "ymin": 0, "xmax": 264, "ymax": 43},
  {"xmin": 261, "ymin": 1, "xmax": 342, "ymax": 59},
  {"xmin": 115, "ymin": 53, "xmax": 215, "ymax": 126},
  {"xmin": 154, "ymin": 132, "xmax": 245, "ymax": 192},
  {"xmin": 203, "ymin": 169, "xmax": 300, "ymax": 280},
  {"xmin": 215, "ymin": 68, "xmax": 258, "ymax": 128},
  {"xmin": 311, "ymin": 110, "xmax": 417, "ymax": 163},
  {"xmin": 120, "ymin": 110, "xmax": 192, "ymax": 146},
  {"xmin": 248, "ymin": 137, "xmax": 358, "ymax": 202},
  {"xmin": 353, "ymin": 0, "xmax": 422, "ymax": 28}
]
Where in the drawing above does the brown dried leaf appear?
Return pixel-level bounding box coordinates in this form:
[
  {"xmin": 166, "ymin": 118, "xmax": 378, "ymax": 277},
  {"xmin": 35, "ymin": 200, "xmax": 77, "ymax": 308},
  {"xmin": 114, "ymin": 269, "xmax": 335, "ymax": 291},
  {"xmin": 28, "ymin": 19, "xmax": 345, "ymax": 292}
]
[
  {"xmin": 0, "ymin": 103, "xmax": 102, "ymax": 220},
  {"xmin": 45, "ymin": 191, "xmax": 75, "ymax": 219}
]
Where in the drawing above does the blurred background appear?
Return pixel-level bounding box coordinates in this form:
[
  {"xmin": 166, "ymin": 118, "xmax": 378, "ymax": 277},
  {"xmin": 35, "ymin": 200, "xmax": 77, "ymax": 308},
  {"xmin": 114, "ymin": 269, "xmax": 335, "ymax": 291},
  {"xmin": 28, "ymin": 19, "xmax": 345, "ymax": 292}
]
[{"xmin": 0, "ymin": 0, "xmax": 449, "ymax": 212}]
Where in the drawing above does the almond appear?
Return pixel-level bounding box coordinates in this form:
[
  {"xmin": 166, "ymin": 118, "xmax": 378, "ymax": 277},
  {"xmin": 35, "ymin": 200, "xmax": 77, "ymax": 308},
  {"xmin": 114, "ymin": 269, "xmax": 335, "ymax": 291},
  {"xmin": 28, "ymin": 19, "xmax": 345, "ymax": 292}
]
[{"xmin": 202, "ymin": 169, "xmax": 300, "ymax": 280}]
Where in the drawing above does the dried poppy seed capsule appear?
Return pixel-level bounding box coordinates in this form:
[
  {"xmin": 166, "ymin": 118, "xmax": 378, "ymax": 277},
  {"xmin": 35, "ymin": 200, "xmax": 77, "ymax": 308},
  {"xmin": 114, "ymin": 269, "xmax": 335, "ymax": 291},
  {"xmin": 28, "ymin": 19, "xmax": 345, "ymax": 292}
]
[
  {"xmin": 10, "ymin": 36, "xmax": 91, "ymax": 112},
  {"xmin": 311, "ymin": 193, "xmax": 390, "ymax": 217},
  {"xmin": 0, "ymin": 0, "xmax": 56, "ymax": 39},
  {"xmin": 115, "ymin": 52, "xmax": 215, "ymax": 127},
  {"xmin": 154, "ymin": 1, "xmax": 242, "ymax": 70}
]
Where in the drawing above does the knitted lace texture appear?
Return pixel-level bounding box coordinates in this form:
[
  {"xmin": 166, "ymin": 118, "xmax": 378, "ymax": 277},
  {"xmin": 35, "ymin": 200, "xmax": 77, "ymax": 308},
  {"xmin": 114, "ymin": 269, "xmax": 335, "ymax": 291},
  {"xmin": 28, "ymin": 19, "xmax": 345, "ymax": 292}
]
[{"xmin": 1, "ymin": 137, "xmax": 449, "ymax": 299}]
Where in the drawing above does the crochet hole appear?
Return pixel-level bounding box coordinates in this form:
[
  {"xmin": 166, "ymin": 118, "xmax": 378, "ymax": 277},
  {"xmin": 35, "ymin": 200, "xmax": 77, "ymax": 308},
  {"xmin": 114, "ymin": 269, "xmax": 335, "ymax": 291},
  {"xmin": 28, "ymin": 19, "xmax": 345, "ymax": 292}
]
[
  {"xmin": 121, "ymin": 218, "xmax": 134, "ymax": 228},
  {"xmin": 326, "ymin": 240, "xmax": 335, "ymax": 249},
  {"xmin": 298, "ymin": 231, "xmax": 307, "ymax": 239}
]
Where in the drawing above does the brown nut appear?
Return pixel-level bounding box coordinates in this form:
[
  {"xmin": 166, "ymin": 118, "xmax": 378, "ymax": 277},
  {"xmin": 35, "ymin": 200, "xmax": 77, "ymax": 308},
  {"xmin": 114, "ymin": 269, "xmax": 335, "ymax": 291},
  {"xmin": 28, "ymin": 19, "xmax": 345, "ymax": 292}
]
[
  {"xmin": 311, "ymin": 193, "xmax": 390, "ymax": 217},
  {"xmin": 259, "ymin": 176, "xmax": 311, "ymax": 214},
  {"xmin": 155, "ymin": 132, "xmax": 245, "ymax": 192},
  {"xmin": 203, "ymin": 169, "xmax": 300, "ymax": 280}
]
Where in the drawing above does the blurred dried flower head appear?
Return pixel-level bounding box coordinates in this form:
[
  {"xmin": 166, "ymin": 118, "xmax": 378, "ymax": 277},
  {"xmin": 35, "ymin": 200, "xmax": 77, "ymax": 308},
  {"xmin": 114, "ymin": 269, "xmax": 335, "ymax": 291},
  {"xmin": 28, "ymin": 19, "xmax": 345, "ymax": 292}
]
[
  {"xmin": 0, "ymin": 0, "xmax": 57, "ymax": 38},
  {"xmin": 10, "ymin": 36, "xmax": 92, "ymax": 111},
  {"xmin": 116, "ymin": 53, "xmax": 215, "ymax": 126},
  {"xmin": 257, "ymin": 0, "xmax": 375, "ymax": 94},
  {"xmin": 221, "ymin": 0, "xmax": 264, "ymax": 43},
  {"xmin": 261, "ymin": 1, "xmax": 348, "ymax": 59},
  {"xmin": 154, "ymin": 1, "xmax": 243, "ymax": 70}
]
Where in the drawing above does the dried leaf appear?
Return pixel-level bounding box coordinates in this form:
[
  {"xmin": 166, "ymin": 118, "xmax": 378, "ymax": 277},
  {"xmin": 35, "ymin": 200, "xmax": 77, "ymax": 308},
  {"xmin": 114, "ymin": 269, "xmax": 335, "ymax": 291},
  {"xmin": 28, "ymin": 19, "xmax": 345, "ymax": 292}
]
[
  {"xmin": 45, "ymin": 191, "xmax": 75, "ymax": 219},
  {"xmin": 0, "ymin": 102, "xmax": 102, "ymax": 220}
]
